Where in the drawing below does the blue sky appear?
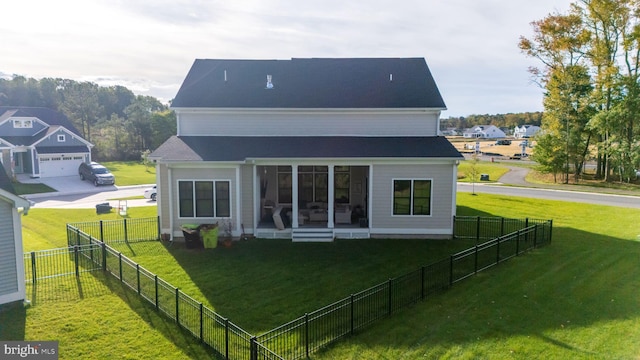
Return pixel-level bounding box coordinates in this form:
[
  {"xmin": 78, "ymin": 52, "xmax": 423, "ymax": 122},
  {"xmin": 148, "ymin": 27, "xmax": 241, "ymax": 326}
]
[{"xmin": 1, "ymin": 0, "xmax": 571, "ymax": 117}]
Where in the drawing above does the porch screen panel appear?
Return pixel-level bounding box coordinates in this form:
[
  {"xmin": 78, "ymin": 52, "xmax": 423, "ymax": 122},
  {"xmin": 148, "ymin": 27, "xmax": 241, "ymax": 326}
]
[
  {"xmin": 195, "ymin": 181, "xmax": 214, "ymax": 217},
  {"xmin": 335, "ymin": 167, "xmax": 350, "ymax": 203},
  {"xmin": 215, "ymin": 181, "xmax": 230, "ymax": 217},
  {"xmin": 178, "ymin": 181, "xmax": 194, "ymax": 217},
  {"xmin": 413, "ymin": 180, "xmax": 432, "ymax": 215},
  {"xmin": 299, "ymin": 173, "xmax": 314, "ymax": 203}
]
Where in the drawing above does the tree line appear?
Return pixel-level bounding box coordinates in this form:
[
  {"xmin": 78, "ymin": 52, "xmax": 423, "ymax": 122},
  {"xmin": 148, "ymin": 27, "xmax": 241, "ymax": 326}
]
[
  {"xmin": 0, "ymin": 76, "xmax": 176, "ymax": 161},
  {"xmin": 520, "ymin": 0, "xmax": 640, "ymax": 183},
  {"xmin": 441, "ymin": 112, "xmax": 543, "ymax": 132}
]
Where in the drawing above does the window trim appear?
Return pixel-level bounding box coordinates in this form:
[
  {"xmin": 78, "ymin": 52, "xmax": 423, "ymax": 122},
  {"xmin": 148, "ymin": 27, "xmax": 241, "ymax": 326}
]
[
  {"xmin": 392, "ymin": 178, "xmax": 433, "ymax": 217},
  {"xmin": 57, "ymin": 134, "xmax": 66, "ymax": 142},
  {"xmin": 177, "ymin": 179, "xmax": 232, "ymax": 219}
]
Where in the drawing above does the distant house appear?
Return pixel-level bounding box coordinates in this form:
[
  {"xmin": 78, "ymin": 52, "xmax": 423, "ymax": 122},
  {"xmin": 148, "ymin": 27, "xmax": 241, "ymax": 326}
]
[
  {"xmin": 462, "ymin": 125, "xmax": 506, "ymax": 139},
  {"xmin": 150, "ymin": 58, "xmax": 463, "ymax": 241},
  {"xmin": 0, "ymin": 107, "xmax": 92, "ymax": 178},
  {"xmin": 0, "ymin": 162, "xmax": 30, "ymax": 305},
  {"xmin": 514, "ymin": 125, "xmax": 541, "ymax": 139}
]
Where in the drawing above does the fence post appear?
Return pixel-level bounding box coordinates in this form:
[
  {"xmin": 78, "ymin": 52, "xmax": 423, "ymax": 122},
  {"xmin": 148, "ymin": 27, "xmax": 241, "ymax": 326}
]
[
  {"xmin": 449, "ymin": 255, "xmax": 454, "ymax": 286},
  {"xmin": 124, "ymin": 219, "xmax": 128, "ymax": 243},
  {"xmin": 533, "ymin": 224, "xmax": 538, "ymax": 249},
  {"xmin": 175, "ymin": 288, "xmax": 180, "ymax": 325},
  {"xmin": 474, "ymin": 244, "xmax": 478, "ymax": 274},
  {"xmin": 76, "ymin": 228, "xmax": 81, "ymax": 246},
  {"xmin": 136, "ymin": 264, "xmax": 141, "ymax": 294},
  {"xmin": 154, "ymin": 275, "xmax": 159, "ymax": 310},
  {"xmin": 199, "ymin": 303, "xmax": 203, "ymax": 342},
  {"xmin": 100, "ymin": 220, "xmax": 104, "ymax": 243},
  {"xmin": 305, "ymin": 313, "xmax": 310, "ymax": 358},
  {"xmin": 74, "ymin": 246, "xmax": 79, "ymax": 277},
  {"xmin": 157, "ymin": 216, "xmax": 161, "ymax": 241},
  {"xmin": 421, "ymin": 266, "xmax": 425, "ymax": 299},
  {"xmin": 496, "ymin": 237, "xmax": 501, "ymax": 265},
  {"xmin": 101, "ymin": 242, "xmax": 107, "ymax": 271},
  {"xmin": 31, "ymin": 252, "xmax": 36, "ymax": 284},
  {"xmin": 118, "ymin": 252, "xmax": 123, "ymax": 281},
  {"xmin": 250, "ymin": 336, "xmax": 257, "ymax": 360},
  {"xmin": 388, "ymin": 279, "xmax": 393, "ymax": 315},
  {"xmin": 476, "ymin": 216, "xmax": 481, "ymax": 244},
  {"xmin": 350, "ymin": 294, "xmax": 355, "ymax": 334},
  {"xmin": 500, "ymin": 217, "xmax": 505, "ymax": 236},
  {"xmin": 225, "ymin": 318, "xmax": 230, "ymax": 359},
  {"xmin": 516, "ymin": 230, "xmax": 521, "ymax": 256}
]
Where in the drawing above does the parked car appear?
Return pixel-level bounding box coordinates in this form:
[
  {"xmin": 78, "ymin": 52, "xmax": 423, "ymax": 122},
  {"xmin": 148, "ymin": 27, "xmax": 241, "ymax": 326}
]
[
  {"xmin": 78, "ymin": 162, "xmax": 115, "ymax": 186},
  {"xmin": 144, "ymin": 185, "xmax": 157, "ymax": 201},
  {"xmin": 495, "ymin": 139, "xmax": 511, "ymax": 145},
  {"xmin": 509, "ymin": 153, "xmax": 528, "ymax": 160}
]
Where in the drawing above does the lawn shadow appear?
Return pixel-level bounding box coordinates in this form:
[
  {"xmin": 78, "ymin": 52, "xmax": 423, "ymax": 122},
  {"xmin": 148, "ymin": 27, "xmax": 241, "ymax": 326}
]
[
  {"xmin": 25, "ymin": 272, "xmax": 111, "ymax": 305},
  {"xmin": 0, "ymin": 301, "xmax": 26, "ymax": 340}
]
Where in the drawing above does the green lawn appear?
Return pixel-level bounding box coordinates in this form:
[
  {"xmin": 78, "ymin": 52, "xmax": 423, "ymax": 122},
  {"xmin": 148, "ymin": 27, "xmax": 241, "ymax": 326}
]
[
  {"xmin": 4, "ymin": 194, "xmax": 640, "ymax": 359},
  {"xmin": 457, "ymin": 161, "xmax": 510, "ymax": 183},
  {"xmin": 102, "ymin": 161, "xmax": 156, "ymax": 186}
]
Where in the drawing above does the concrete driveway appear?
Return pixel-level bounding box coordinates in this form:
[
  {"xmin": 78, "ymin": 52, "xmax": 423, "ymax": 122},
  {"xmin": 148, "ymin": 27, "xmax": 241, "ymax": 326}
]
[{"xmin": 18, "ymin": 175, "xmax": 155, "ymax": 209}]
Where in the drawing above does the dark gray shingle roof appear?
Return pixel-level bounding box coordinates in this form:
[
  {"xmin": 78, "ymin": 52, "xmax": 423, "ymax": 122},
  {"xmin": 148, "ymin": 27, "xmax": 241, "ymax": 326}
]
[
  {"xmin": 0, "ymin": 106, "xmax": 83, "ymax": 137},
  {"xmin": 151, "ymin": 136, "xmax": 462, "ymax": 162},
  {"xmin": 171, "ymin": 58, "xmax": 446, "ymax": 109}
]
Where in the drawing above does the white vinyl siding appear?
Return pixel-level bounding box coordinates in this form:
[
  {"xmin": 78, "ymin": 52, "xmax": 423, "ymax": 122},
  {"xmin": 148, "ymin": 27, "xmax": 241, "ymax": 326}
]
[
  {"xmin": 176, "ymin": 110, "xmax": 439, "ymax": 137},
  {"xmin": 0, "ymin": 202, "xmax": 18, "ymax": 297},
  {"xmin": 371, "ymin": 164, "xmax": 455, "ymax": 231}
]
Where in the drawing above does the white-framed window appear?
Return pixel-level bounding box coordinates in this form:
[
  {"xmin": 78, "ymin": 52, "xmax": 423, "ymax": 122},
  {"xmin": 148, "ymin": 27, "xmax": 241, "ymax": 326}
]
[
  {"xmin": 13, "ymin": 119, "xmax": 33, "ymax": 128},
  {"xmin": 178, "ymin": 180, "xmax": 231, "ymax": 218},
  {"xmin": 57, "ymin": 134, "xmax": 66, "ymax": 142},
  {"xmin": 392, "ymin": 179, "xmax": 432, "ymax": 216}
]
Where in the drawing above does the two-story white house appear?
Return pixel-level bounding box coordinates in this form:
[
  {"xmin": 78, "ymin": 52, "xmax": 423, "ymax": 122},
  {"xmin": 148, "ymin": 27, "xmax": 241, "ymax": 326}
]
[
  {"xmin": 514, "ymin": 124, "xmax": 541, "ymax": 139},
  {"xmin": 150, "ymin": 58, "xmax": 463, "ymax": 242},
  {"xmin": 0, "ymin": 107, "xmax": 93, "ymax": 179},
  {"xmin": 462, "ymin": 125, "xmax": 506, "ymax": 139}
]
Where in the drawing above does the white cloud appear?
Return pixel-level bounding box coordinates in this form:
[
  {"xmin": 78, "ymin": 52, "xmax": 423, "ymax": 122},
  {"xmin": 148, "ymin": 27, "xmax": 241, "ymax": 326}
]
[{"xmin": 1, "ymin": 0, "xmax": 572, "ymax": 116}]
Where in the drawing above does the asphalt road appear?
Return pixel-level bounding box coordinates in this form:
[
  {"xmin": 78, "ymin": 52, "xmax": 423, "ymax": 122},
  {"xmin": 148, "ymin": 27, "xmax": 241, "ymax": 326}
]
[{"xmin": 457, "ymin": 182, "xmax": 640, "ymax": 209}]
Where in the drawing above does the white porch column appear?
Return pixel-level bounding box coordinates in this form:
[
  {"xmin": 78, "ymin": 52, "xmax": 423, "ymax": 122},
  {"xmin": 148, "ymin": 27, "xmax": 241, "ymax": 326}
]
[
  {"xmin": 328, "ymin": 165, "xmax": 335, "ymax": 228},
  {"xmin": 292, "ymin": 165, "xmax": 299, "ymax": 228},
  {"xmin": 253, "ymin": 165, "xmax": 259, "ymax": 234}
]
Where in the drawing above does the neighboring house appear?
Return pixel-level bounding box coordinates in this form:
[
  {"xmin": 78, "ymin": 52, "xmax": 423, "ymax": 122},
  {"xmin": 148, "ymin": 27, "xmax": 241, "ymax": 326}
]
[
  {"xmin": 0, "ymin": 107, "xmax": 93, "ymax": 178},
  {"xmin": 150, "ymin": 58, "xmax": 463, "ymax": 241},
  {"xmin": 462, "ymin": 125, "xmax": 506, "ymax": 139},
  {"xmin": 514, "ymin": 124, "xmax": 541, "ymax": 139},
  {"xmin": 0, "ymin": 162, "xmax": 30, "ymax": 305}
]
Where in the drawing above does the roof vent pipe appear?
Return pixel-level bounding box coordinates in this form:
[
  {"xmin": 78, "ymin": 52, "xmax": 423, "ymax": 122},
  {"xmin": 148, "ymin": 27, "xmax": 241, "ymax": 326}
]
[
  {"xmin": 224, "ymin": 70, "xmax": 227, "ymax": 82},
  {"xmin": 389, "ymin": 73, "xmax": 393, "ymax": 82}
]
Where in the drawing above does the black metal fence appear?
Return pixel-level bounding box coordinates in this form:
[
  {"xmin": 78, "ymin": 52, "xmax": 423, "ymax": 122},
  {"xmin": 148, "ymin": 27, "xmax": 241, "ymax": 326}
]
[
  {"xmin": 51, "ymin": 216, "xmax": 552, "ymax": 359},
  {"xmin": 255, "ymin": 219, "xmax": 552, "ymax": 359},
  {"xmin": 24, "ymin": 244, "xmax": 103, "ymax": 284},
  {"xmin": 67, "ymin": 217, "xmax": 160, "ymax": 245}
]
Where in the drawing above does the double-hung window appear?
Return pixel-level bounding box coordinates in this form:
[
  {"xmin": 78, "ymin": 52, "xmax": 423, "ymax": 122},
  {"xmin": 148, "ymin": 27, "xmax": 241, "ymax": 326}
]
[
  {"xmin": 179, "ymin": 180, "xmax": 231, "ymax": 218},
  {"xmin": 393, "ymin": 179, "xmax": 432, "ymax": 216}
]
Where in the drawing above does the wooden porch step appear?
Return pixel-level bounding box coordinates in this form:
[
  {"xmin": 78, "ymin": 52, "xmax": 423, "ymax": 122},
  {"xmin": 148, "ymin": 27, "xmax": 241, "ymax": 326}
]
[{"xmin": 292, "ymin": 228, "xmax": 334, "ymax": 242}]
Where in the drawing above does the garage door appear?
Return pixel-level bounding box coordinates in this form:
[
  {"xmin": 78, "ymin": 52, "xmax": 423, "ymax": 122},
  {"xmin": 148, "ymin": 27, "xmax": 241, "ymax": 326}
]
[{"xmin": 39, "ymin": 155, "xmax": 85, "ymax": 178}]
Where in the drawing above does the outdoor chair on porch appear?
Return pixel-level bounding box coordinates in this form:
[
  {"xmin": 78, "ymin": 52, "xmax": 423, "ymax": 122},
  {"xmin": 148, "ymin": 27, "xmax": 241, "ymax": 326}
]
[{"xmin": 335, "ymin": 205, "xmax": 352, "ymax": 224}]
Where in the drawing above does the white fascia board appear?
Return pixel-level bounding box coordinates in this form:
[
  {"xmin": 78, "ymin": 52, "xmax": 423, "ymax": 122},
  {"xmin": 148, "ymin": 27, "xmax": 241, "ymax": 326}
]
[{"xmin": 171, "ymin": 107, "xmax": 446, "ymax": 116}]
